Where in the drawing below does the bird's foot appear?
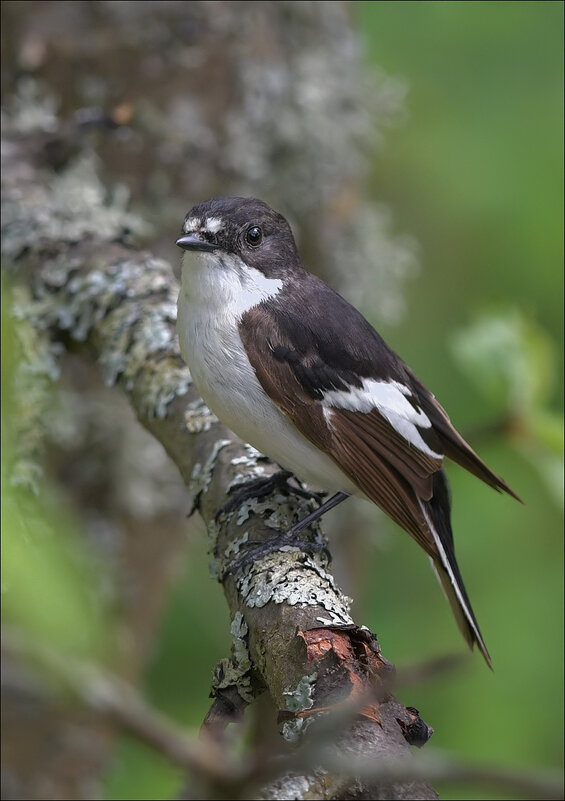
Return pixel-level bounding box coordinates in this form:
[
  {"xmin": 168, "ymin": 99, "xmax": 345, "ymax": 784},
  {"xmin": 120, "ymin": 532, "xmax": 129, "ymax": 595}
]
[
  {"xmin": 216, "ymin": 470, "xmax": 325, "ymax": 522},
  {"xmin": 222, "ymin": 528, "xmax": 331, "ymax": 576}
]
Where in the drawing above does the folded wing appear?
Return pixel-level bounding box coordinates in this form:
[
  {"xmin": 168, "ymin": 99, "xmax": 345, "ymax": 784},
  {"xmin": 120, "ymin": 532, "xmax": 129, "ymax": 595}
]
[{"xmin": 238, "ymin": 278, "xmax": 518, "ymax": 666}]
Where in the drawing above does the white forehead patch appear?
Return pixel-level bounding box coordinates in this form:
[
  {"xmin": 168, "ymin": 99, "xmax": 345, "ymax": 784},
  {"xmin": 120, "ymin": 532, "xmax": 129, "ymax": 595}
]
[
  {"xmin": 183, "ymin": 217, "xmax": 200, "ymax": 233},
  {"xmin": 182, "ymin": 216, "xmax": 223, "ymax": 235},
  {"xmin": 205, "ymin": 216, "xmax": 223, "ymax": 233}
]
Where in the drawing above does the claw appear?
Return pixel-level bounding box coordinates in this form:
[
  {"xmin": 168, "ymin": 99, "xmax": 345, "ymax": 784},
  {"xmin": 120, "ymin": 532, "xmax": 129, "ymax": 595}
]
[
  {"xmin": 216, "ymin": 470, "xmax": 292, "ymax": 521},
  {"xmin": 217, "ymin": 470, "xmax": 326, "ymax": 522},
  {"xmin": 222, "ymin": 530, "xmax": 331, "ymax": 576}
]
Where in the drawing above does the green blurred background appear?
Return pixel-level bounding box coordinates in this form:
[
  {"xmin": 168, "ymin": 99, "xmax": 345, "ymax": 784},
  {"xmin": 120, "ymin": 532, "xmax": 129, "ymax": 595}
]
[{"xmin": 2, "ymin": 2, "xmax": 563, "ymax": 799}]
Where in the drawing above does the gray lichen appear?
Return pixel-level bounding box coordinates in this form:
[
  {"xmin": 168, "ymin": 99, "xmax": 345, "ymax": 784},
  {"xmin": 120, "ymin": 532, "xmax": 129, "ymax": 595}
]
[
  {"xmin": 132, "ymin": 359, "xmax": 192, "ymax": 421},
  {"xmin": 211, "ymin": 611, "xmax": 255, "ymax": 704},
  {"xmin": 284, "ymin": 672, "xmax": 316, "ymax": 712},
  {"xmin": 281, "ymin": 672, "xmax": 317, "ymax": 743},
  {"xmin": 228, "ymin": 445, "xmax": 270, "ymax": 491},
  {"xmin": 22, "ymin": 248, "xmax": 192, "ymax": 420},
  {"xmin": 2, "ymin": 107, "xmax": 193, "ymax": 424},
  {"xmin": 188, "ymin": 438, "xmax": 232, "ymax": 512},
  {"xmin": 222, "ymin": 530, "xmax": 250, "ymax": 559},
  {"xmin": 238, "ymin": 552, "xmax": 353, "ymax": 627},
  {"xmin": 2, "ymin": 150, "xmax": 145, "ymax": 264},
  {"xmin": 224, "ymin": 4, "xmax": 404, "ymax": 212},
  {"xmin": 184, "ymin": 398, "xmax": 218, "ymax": 434},
  {"xmin": 257, "ymin": 772, "xmax": 315, "ymax": 801}
]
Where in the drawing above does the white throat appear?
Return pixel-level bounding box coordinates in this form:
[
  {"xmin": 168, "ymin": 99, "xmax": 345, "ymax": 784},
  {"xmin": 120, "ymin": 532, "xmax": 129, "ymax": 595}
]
[
  {"xmin": 177, "ymin": 248, "xmax": 285, "ymax": 449},
  {"xmin": 179, "ymin": 250, "xmax": 282, "ymax": 318}
]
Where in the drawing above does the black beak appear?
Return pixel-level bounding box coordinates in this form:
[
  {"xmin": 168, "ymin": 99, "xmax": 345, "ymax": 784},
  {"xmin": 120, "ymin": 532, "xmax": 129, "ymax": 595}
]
[{"xmin": 176, "ymin": 233, "xmax": 218, "ymax": 252}]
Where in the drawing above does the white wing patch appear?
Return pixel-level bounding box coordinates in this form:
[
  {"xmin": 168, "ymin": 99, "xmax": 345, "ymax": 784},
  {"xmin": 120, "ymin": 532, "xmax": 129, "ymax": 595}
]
[{"xmin": 323, "ymin": 378, "xmax": 442, "ymax": 458}]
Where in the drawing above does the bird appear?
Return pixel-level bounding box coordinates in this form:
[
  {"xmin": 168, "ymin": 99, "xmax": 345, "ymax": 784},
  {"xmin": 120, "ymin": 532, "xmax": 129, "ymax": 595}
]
[{"xmin": 176, "ymin": 196, "xmax": 521, "ymax": 667}]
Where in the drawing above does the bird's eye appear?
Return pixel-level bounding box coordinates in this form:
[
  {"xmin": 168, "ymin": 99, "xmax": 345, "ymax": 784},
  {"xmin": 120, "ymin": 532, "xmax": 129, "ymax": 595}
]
[{"xmin": 245, "ymin": 226, "xmax": 263, "ymax": 247}]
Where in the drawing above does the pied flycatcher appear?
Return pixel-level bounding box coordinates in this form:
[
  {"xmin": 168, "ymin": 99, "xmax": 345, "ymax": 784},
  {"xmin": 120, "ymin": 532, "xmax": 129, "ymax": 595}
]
[{"xmin": 176, "ymin": 196, "xmax": 521, "ymax": 668}]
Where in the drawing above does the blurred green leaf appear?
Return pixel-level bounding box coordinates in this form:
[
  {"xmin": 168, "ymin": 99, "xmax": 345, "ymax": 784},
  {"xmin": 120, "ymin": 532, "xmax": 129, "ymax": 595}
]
[
  {"xmin": 451, "ymin": 311, "xmax": 563, "ymax": 506},
  {"xmin": 450, "ymin": 310, "xmax": 557, "ymax": 416},
  {"xmin": 529, "ymin": 408, "xmax": 565, "ymax": 456}
]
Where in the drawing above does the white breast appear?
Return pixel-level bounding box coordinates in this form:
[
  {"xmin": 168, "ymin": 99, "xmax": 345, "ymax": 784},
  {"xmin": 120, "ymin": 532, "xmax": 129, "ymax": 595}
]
[{"xmin": 177, "ymin": 251, "xmax": 358, "ymax": 494}]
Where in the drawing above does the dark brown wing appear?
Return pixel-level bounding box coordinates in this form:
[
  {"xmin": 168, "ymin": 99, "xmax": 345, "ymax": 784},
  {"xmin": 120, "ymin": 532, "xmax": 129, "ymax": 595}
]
[
  {"xmin": 238, "ymin": 304, "xmax": 443, "ymax": 555},
  {"xmin": 323, "ymin": 407, "xmax": 438, "ymax": 556}
]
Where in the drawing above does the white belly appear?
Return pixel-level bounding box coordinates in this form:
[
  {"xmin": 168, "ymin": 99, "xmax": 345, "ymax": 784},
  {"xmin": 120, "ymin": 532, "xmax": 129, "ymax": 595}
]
[{"xmin": 177, "ymin": 253, "xmax": 357, "ymax": 494}]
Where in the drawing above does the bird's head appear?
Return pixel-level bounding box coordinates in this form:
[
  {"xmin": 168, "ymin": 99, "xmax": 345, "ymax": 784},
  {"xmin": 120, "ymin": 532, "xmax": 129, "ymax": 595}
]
[{"xmin": 176, "ymin": 196, "xmax": 300, "ymax": 279}]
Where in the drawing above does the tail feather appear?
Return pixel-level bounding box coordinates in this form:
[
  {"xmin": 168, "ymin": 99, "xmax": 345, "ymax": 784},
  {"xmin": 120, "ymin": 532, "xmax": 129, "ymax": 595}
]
[
  {"xmin": 430, "ymin": 557, "xmax": 492, "ymax": 669},
  {"xmin": 420, "ymin": 471, "xmax": 493, "ymax": 669}
]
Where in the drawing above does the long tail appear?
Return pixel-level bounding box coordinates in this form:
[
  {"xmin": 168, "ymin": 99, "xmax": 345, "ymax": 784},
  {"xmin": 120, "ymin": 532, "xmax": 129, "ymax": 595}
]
[{"xmin": 420, "ymin": 471, "xmax": 493, "ymax": 669}]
